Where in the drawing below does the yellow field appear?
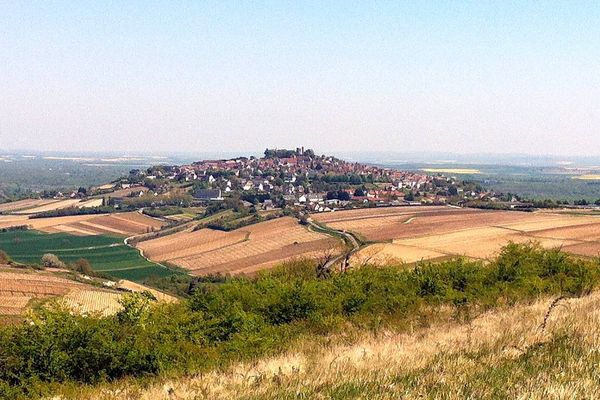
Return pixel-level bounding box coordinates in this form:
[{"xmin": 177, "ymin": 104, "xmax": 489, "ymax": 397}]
[
  {"xmin": 573, "ymin": 174, "xmax": 600, "ymax": 180},
  {"xmin": 422, "ymin": 168, "xmax": 481, "ymax": 174},
  {"xmin": 138, "ymin": 217, "xmax": 339, "ymax": 276},
  {"xmin": 77, "ymin": 198, "xmax": 104, "ymax": 208},
  {"xmin": 61, "ymin": 289, "xmax": 123, "ymax": 317},
  {"xmin": 315, "ymin": 206, "xmax": 600, "ymax": 264},
  {"xmin": 117, "ymin": 280, "xmax": 179, "ymax": 303}
]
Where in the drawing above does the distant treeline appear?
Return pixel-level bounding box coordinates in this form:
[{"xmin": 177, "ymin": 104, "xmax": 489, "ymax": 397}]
[
  {"xmin": 0, "ymin": 225, "xmax": 29, "ymax": 233},
  {"xmin": 30, "ymin": 206, "xmax": 117, "ymax": 218}
]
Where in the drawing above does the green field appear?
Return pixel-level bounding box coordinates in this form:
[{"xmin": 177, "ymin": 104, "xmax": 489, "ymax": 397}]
[{"xmin": 0, "ymin": 230, "xmax": 181, "ymax": 282}]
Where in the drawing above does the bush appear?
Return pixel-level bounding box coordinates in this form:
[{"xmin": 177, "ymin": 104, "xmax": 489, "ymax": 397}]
[
  {"xmin": 41, "ymin": 253, "xmax": 65, "ymax": 269},
  {"xmin": 70, "ymin": 259, "xmax": 94, "ymax": 276},
  {"xmin": 0, "ymin": 250, "xmax": 10, "ymax": 264},
  {"xmin": 1, "ymin": 243, "xmax": 599, "ymax": 398}
]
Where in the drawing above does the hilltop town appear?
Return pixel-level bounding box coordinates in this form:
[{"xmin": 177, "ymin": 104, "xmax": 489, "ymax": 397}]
[{"xmin": 119, "ymin": 148, "xmax": 487, "ymax": 213}]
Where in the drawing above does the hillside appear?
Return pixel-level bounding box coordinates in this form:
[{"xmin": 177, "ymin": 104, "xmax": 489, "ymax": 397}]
[
  {"xmin": 0, "ymin": 230, "xmax": 176, "ymax": 281},
  {"xmin": 0, "ymin": 265, "xmax": 178, "ymax": 323},
  {"xmin": 137, "ymin": 217, "xmax": 339, "ymax": 275},
  {"xmin": 0, "ymin": 266, "xmax": 122, "ymax": 322},
  {"xmin": 313, "ymin": 206, "xmax": 600, "ymax": 264},
  {"xmin": 84, "ymin": 290, "xmax": 600, "ymax": 399},
  {"xmin": 2, "ymin": 242, "xmax": 599, "ymax": 399}
]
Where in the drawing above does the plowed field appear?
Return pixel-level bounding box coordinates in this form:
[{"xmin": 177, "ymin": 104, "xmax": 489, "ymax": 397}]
[
  {"xmin": 0, "ymin": 212, "xmax": 164, "ymax": 237},
  {"xmin": 0, "ymin": 268, "xmax": 121, "ymax": 317},
  {"xmin": 313, "ymin": 206, "xmax": 600, "ymax": 265},
  {"xmin": 138, "ymin": 217, "xmax": 338, "ymax": 276}
]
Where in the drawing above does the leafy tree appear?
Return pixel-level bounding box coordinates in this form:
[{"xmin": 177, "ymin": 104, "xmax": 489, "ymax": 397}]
[
  {"xmin": 41, "ymin": 253, "xmax": 65, "ymax": 269},
  {"xmin": 337, "ymin": 190, "xmax": 351, "ymax": 201},
  {"xmin": 0, "ymin": 250, "xmax": 10, "ymax": 265},
  {"xmin": 354, "ymin": 187, "xmax": 366, "ymax": 197},
  {"xmin": 71, "ymin": 258, "xmax": 94, "ymax": 276},
  {"xmin": 117, "ymin": 292, "xmax": 153, "ymax": 325}
]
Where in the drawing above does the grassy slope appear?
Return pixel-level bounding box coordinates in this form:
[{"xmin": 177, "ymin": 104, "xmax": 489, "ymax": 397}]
[
  {"xmin": 87, "ymin": 291, "xmax": 600, "ymax": 399},
  {"xmin": 4, "ymin": 243, "xmax": 598, "ymax": 399},
  {"xmin": 0, "ymin": 230, "xmax": 179, "ymax": 281}
]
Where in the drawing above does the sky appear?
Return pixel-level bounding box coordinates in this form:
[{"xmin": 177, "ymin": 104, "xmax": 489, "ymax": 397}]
[{"xmin": 1, "ymin": 1, "xmax": 600, "ymax": 156}]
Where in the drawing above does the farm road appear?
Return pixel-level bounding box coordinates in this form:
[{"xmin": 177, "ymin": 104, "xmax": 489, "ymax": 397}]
[{"xmin": 307, "ymin": 218, "xmax": 362, "ymax": 271}]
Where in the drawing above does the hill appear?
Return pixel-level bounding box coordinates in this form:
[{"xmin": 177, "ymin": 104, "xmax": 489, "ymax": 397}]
[
  {"xmin": 1, "ymin": 242, "xmax": 599, "ymax": 399},
  {"xmin": 0, "ymin": 265, "xmax": 178, "ymax": 324},
  {"xmin": 87, "ymin": 290, "xmax": 600, "ymax": 399},
  {"xmin": 0, "ymin": 230, "xmax": 177, "ymax": 281},
  {"xmin": 0, "ymin": 266, "xmax": 122, "ymax": 323},
  {"xmin": 137, "ymin": 216, "xmax": 339, "ymax": 276}
]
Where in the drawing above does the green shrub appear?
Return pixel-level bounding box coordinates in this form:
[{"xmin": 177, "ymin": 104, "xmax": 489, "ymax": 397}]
[{"xmin": 1, "ymin": 243, "xmax": 600, "ymax": 398}]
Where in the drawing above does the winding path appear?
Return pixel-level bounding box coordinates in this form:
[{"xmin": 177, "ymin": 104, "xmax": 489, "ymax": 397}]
[{"xmin": 307, "ymin": 218, "xmax": 363, "ymax": 271}]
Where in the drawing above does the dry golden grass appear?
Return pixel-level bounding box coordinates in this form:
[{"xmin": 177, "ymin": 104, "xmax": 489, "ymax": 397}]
[{"xmin": 76, "ymin": 291, "xmax": 600, "ymax": 400}]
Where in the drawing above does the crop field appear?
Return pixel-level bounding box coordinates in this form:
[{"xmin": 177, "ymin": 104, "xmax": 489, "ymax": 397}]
[
  {"xmin": 101, "ymin": 186, "xmax": 149, "ymax": 197},
  {"xmin": 0, "ymin": 268, "xmax": 121, "ymax": 317},
  {"xmin": 421, "ymin": 168, "xmax": 482, "ymax": 174},
  {"xmin": 313, "ymin": 206, "xmax": 600, "ymax": 264},
  {"xmin": 0, "ymin": 199, "xmax": 56, "ymax": 213},
  {"xmin": 0, "ymin": 211, "xmax": 164, "ymax": 236},
  {"xmin": 61, "ymin": 290, "xmax": 123, "ymax": 317},
  {"xmin": 138, "ymin": 228, "xmax": 249, "ymax": 261},
  {"xmin": 0, "ymin": 231, "xmax": 179, "ymax": 281},
  {"xmin": 0, "ymin": 267, "xmax": 177, "ymax": 319},
  {"xmin": 139, "ymin": 217, "xmax": 339, "ymax": 276},
  {"xmin": 12, "ymin": 199, "xmax": 82, "ymax": 214},
  {"xmin": 573, "ymin": 174, "xmax": 600, "ymax": 180},
  {"xmin": 77, "ymin": 198, "xmax": 104, "ymax": 208}
]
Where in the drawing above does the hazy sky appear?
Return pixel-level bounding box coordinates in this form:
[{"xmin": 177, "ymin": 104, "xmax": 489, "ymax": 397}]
[{"xmin": 1, "ymin": 1, "xmax": 600, "ymax": 155}]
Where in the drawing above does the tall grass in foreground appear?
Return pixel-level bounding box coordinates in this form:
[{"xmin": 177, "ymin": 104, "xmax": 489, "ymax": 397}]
[
  {"xmin": 0, "ymin": 242, "xmax": 599, "ymax": 399},
  {"xmin": 96, "ymin": 288, "xmax": 600, "ymax": 399}
]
